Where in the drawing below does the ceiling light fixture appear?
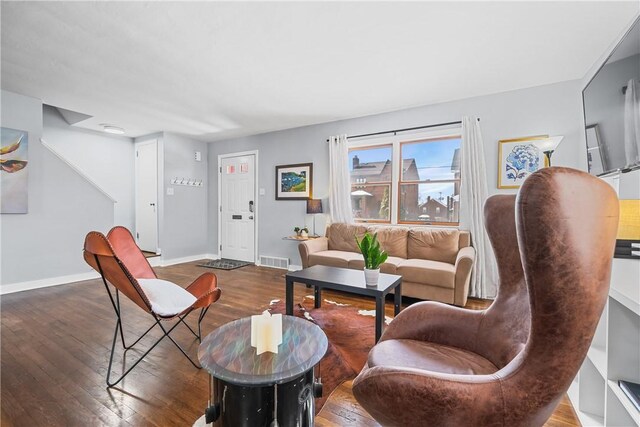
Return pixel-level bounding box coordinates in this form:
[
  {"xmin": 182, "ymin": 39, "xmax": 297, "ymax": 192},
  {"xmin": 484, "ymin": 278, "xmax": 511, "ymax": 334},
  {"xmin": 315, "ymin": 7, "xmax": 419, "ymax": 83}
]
[{"xmin": 101, "ymin": 124, "xmax": 125, "ymax": 135}]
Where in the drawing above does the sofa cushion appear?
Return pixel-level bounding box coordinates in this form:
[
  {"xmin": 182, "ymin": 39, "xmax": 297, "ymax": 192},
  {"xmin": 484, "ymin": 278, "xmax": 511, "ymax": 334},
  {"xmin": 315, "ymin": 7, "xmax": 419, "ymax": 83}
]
[
  {"xmin": 397, "ymin": 259, "xmax": 456, "ymax": 289},
  {"xmin": 308, "ymin": 250, "xmax": 363, "ymax": 269},
  {"xmin": 327, "ymin": 223, "xmax": 368, "ymax": 253},
  {"xmin": 407, "ymin": 228, "xmax": 460, "ymax": 264},
  {"xmin": 349, "ymin": 256, "xmax": 405, "ymax": 274},
  {"xmin": 367, "ymin": 226, "xmax": 408, "ymax": 259}
]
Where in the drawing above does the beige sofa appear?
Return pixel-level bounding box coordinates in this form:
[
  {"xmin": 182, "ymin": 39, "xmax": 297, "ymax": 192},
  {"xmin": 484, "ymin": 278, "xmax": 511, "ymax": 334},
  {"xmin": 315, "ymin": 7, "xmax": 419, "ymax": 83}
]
[{"xmin": 298, "ymin": 223, "xmax": 475, "ymax": 306}]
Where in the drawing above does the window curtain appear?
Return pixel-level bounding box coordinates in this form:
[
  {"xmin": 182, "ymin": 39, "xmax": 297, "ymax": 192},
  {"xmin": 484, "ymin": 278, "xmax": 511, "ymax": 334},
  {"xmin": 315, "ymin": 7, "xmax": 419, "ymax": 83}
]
[
  {"xmin": 624, "ymin": 78, "xmax": 640, "ymax": 168},
  {"xmin": 460, "ymin": 117, "xmax": 498, "ymax": 298},
  {"xmin": 328, "ymin": 134, "xmax": 353, "ymax": 223}
]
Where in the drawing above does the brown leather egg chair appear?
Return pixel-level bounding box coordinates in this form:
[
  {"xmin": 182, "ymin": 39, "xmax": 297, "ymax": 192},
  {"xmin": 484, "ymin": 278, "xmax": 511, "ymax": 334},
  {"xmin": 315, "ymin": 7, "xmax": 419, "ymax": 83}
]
[{"xmin": 352, "ymin": 167, "xmax": 619, "ymax": 426}]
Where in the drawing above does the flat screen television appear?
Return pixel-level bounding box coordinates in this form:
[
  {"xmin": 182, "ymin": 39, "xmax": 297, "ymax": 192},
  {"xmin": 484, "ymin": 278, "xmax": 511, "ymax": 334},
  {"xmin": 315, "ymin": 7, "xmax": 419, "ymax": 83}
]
[{"xmin": 583, "ymin": 17, "xmax": 640, "ymax": 176}]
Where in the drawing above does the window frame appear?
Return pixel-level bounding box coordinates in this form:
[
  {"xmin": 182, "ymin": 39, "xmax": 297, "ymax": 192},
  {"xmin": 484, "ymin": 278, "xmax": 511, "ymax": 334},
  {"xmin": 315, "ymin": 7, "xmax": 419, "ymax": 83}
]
[{"xmin": 348, "ymin": 128, "xmax": 462, "ymax": 227}]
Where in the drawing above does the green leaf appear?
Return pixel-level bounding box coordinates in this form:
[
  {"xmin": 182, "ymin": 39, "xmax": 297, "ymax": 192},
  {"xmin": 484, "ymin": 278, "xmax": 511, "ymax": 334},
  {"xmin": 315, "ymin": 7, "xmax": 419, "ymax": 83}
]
[{"xmin": 357, "ymin": 232, "xmax": 388, "ymax": 269}]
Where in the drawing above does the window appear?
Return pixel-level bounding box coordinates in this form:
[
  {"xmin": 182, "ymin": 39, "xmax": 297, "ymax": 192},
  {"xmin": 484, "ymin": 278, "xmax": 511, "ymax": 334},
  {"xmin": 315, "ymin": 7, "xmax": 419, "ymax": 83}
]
[
  {"xmin": 348, "ymin": 134, "xmax": 461, "ymax": 226},
  {"xmin": 399, "ymin": 137, "xmax": 461, "ymax": 224},
  {"xmin": 349, "ymin": 145, "xmax": 392, "ymax": 222}
]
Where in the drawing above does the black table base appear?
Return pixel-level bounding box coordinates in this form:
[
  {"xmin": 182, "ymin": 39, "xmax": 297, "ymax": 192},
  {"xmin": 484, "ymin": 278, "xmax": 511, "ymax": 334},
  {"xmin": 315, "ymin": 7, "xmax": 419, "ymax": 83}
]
[{"xmin": 205, "ymin": 370, "xmax": 319, "ymax": 427}]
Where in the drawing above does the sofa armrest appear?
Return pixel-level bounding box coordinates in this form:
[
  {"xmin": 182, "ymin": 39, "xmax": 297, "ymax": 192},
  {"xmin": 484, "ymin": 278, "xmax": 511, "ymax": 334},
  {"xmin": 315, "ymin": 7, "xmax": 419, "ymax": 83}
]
[
  {"xmin": 298, "ymin": 237, "xmax": 328, "ymax": 268},
  {"xmin": 454, "ymin": 246, "xmax": 476, "ymax": 306}
]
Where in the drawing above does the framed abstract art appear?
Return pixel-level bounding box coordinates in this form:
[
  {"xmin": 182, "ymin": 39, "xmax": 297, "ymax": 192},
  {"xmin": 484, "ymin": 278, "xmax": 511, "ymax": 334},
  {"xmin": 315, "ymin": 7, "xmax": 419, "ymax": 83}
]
[
  {"xmin": 1, "ymin": 127, "xmax": 29, "ymax": 213},
  {"xmin": 498, "ymin": 135, "xmax": 549, "ymax": 189}
]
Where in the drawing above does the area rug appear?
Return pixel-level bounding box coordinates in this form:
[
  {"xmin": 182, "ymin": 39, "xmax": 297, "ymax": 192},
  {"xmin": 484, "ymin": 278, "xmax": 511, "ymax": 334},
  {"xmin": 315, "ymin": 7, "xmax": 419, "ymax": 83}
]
[
  {"xmin": 198, "ymin": 258, "xmax": 252, "ymax": 270},
  {"xmin": 266, "ymin": 295, "xmax": 393, "ymax": 413}
]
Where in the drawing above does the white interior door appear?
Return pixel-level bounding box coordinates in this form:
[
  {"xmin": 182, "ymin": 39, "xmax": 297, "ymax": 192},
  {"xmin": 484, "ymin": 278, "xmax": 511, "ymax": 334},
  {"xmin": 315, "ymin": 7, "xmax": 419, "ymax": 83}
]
[
  {"xmin": 220, "ymin": 154, "xmax": 255, "ymax": 262},
  {"xmin": 135, "ymin": 140, "xmax": 158, "ymax": 253}
]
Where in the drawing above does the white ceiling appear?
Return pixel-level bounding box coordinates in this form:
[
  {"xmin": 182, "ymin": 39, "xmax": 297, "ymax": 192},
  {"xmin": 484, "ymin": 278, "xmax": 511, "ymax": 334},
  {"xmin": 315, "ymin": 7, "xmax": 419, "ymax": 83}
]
[{"xmin": 1, "ymin": 1, "xmax": 637, "ymax": 141}]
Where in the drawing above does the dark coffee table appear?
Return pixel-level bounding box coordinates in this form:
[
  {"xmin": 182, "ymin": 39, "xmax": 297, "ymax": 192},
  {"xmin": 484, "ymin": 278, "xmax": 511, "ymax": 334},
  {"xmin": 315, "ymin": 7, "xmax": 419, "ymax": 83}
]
[{"xmin": 285, "ymin": 265, "xmax": 403, "ymax": 342}]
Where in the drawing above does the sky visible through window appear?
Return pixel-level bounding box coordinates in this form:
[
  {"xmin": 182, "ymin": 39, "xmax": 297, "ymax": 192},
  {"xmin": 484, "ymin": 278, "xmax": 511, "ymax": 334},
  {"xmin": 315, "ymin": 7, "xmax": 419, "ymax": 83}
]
[
  {"xmin": 403, "ymin": 138, "xmax": 460, "ymax": 204},
  {"xmin": 349, "ymin": 146, "xmax": 391, "ymax": 171}
]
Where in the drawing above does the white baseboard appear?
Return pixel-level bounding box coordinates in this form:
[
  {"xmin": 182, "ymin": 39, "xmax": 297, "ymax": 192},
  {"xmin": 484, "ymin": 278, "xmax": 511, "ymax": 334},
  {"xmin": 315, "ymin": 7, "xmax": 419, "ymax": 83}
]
[
  {"xmin": 1, "ymin": 271, "xmax": 100, "ymax": 295},
  {"xmin": 1, "ymin": 254, "xmax": 220, "ymax": 295},
  {"xmin": 254, "ymin": 262, "xmax": 302, "ymax": 271},
  {"xmin": 158, "ymin": 253, "xmax": 219, "ymax": 267}
]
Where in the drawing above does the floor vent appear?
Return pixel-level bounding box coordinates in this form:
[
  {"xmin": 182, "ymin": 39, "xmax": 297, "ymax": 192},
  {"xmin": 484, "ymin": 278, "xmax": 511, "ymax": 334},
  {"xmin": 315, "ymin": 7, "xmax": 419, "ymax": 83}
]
[{"xmin": 259, "ymin": 255, "xmax": 290, "ymax": 270}]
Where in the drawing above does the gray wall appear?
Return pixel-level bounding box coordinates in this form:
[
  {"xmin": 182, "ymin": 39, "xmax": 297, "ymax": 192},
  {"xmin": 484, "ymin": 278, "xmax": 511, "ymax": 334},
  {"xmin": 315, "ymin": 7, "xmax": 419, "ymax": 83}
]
[
  {"xmin": 208, "ymin": 79, "xmax": 583, "ymax": 265},
  {"xmin": 42, "ymin": 105, "xmax": 135, "ymax": 230},
  {"xmin": 1, "ymin": 90, "xmax": 114, "ymax": 286},
  {"xmin": 161, "ymin": 132, "xmax": 209, "ymax": 259},
  {"xmin": 584, "ymin": 54, "xmax": 640, "ymax": 169}
]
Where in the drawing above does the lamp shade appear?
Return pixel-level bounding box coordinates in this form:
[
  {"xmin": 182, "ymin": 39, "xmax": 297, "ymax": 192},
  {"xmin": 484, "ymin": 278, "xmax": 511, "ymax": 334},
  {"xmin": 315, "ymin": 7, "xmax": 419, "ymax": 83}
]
[
  {"xmin": 306, "ymin": 199, "xmax": 323, "ymax": 214},
  {"xmin": 538, "ymin": 136, "xmax": 564, "ymax": 152}
]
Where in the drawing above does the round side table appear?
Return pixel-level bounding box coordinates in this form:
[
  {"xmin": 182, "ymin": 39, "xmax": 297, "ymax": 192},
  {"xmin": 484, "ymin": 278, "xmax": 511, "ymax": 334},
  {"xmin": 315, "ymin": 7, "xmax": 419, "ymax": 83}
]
[{"xmin": 196, "ymin": 315, "xmax": 328, "ymax": 427}]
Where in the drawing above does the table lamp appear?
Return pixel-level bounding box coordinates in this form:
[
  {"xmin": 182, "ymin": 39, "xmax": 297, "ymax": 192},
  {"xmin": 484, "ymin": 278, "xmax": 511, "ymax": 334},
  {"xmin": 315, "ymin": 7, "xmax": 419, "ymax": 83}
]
[
  {"xmin": 306, "ymin": 199, "xmax": 323, "ymax": 237},
  {"xmin": 538, "ymin": 136, "xmax": 564, "ymax": 166}
]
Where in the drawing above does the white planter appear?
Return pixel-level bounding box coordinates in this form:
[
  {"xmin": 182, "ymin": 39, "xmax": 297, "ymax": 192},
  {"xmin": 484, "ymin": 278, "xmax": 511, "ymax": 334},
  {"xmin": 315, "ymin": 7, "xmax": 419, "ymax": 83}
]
[
  {"xmin": 300, "ymin": 231, "xmax": 308, "ymax": 238},
  {"xmin": 364, "ymin": 268, "xmax": 380, "ymax": 287}
]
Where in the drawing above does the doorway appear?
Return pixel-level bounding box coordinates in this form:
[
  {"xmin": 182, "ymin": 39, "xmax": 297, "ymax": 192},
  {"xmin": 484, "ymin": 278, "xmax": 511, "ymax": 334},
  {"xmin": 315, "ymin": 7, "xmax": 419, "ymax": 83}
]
[
  {"xmin": 135, "ymin": 139, "xmax": 159, "ymax": 253},
  {"xmin": 218, "ymin": 151, "xmax": 258, "ymax": 263}
]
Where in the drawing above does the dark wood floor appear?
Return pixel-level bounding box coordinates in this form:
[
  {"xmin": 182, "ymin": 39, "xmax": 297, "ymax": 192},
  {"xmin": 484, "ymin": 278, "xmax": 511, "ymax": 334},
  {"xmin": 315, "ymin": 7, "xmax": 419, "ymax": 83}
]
[{"xmin": 1, "ymin": 262, "xmax": 580, "ymax": 426}]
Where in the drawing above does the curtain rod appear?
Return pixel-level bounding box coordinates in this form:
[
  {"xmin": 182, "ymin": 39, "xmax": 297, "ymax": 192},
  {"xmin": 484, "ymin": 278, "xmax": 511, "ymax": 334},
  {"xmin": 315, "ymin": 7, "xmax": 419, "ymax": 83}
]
[{"xmin": 325, "ymin": 118, "xmax": 479, "ymax": 142}]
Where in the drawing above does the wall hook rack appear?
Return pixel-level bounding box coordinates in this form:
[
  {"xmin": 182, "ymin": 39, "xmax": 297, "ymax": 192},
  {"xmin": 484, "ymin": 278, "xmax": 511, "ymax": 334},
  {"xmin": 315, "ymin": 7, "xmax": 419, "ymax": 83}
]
[{"xmin": 170, "ymin": 177, "xmax": 204, "ymax": 187}]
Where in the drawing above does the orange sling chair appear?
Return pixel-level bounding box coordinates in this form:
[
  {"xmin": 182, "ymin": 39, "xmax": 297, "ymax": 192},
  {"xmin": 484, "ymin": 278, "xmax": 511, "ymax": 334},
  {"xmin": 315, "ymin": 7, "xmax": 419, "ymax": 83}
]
[{"xmin": 83, "ymin": 226, "xmax": 221, "ymax": 387}]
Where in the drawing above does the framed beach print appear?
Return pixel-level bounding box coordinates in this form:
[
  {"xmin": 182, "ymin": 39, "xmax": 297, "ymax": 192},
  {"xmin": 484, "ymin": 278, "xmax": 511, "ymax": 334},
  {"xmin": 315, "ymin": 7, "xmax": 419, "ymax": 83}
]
[
  {"xmin": 275, "ymin": 163, "xmax": 313, "ymax": 200},
  {"xmin": 498, "ymin": 135, "xmax": 549, "ymax": 189},
  {"xmin": 1, "ymin": 127, "xmax": 29, "ymax": 213}
]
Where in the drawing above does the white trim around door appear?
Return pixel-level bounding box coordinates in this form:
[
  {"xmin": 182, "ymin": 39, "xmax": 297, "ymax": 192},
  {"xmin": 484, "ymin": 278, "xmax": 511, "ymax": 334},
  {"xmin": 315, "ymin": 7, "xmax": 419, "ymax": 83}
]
[{"xmin": 217, "ymin": 150, "xmax": 259, "ymax": 263}]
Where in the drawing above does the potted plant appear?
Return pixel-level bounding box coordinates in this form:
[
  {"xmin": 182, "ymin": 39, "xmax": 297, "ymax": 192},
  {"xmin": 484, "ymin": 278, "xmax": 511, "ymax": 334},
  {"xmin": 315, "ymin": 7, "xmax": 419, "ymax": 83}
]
[
  {"xmin": 300, "ymin": 227, "xmax": 309, "ymax": 238},
  {"xmin": 355, "ymin": 232, "xmax": 388, "ymax": 286},
  {"xmin": 294, "ymin": 226, "xmax": 301, "ymax": 237}
]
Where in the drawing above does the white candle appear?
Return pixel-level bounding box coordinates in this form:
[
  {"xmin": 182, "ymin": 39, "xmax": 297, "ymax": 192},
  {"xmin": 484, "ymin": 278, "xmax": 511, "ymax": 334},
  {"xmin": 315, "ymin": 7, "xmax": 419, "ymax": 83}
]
[{"xmin": 250, "ymin": 310, "xmax": 283, "ymax": 355}]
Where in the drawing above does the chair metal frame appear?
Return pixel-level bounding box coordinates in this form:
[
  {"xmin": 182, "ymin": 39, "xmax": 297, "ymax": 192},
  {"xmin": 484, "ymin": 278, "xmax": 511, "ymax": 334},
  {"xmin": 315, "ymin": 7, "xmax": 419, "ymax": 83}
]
[{"xmin": 93, "ymin": 254, "xmax": 211, "ymax": 388}]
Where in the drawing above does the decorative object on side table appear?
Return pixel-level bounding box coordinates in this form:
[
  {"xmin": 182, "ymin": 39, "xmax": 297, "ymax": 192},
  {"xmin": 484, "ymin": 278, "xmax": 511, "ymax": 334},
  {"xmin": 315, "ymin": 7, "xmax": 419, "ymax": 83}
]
[
  {"xmin": 306, "ymin": 199, "xmax": 323, "ymax": 236},
  {"xmin": 498, "ymin": 135, "xmax": 550, "ymax": 189},
  {"xmin": 294, "ymin": 226, "xmax": 309, "ymax": 238},
  {"xmin": 355, "ymin": 232, "xmax": 388, "ymax": 287},
  {"xmin": 275, "ymin": 162, "xmax": 313, "ymax": 200}
]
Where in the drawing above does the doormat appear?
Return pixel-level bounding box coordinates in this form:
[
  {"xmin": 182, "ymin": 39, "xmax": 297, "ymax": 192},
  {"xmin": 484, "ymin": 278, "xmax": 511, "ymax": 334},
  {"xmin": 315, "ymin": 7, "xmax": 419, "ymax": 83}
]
[{"xmin": 199, "ymin": 258, "xmax": 252, "ymax": 270}]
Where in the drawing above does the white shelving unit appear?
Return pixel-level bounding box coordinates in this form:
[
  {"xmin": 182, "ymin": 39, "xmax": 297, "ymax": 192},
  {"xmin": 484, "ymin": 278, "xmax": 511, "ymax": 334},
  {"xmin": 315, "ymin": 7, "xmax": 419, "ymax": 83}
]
[{"xmin": 568, "ymin": 259, "xmax": 640, "ymax": 426}]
